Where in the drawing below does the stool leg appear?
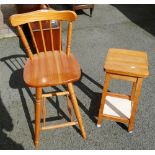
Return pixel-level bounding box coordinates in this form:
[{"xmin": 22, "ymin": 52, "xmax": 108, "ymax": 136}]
[
  {"xmin": 97, "ymin": 73, "xmax": 111, "ymax": 127},
  {"xmin": 128, "ymin": 78, "xmax": 143, "ymax": 132},
  {"xmin": 35, "ymin": 87, "xmax": 42, "ymax": 148},
  {"xmin": 131, "ymin": 82, "xmax": 137, "ymax": 101},
  {"xmin": 68, "ymin": 83, "xmax": 86, "ymax": 139}
]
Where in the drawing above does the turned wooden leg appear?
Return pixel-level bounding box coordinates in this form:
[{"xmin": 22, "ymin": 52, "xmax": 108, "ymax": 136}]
[
  {"xmin": 68, "ymin": 83, "xmax": 86, "ymax": 139},
  {"xmin": 43, "ymin": 97, "xmax": 46, "ymax": 127},
  {"xmin": 35, "ymin": 87, "xmax": 42, "ymax": 148},
  {"xmin": 97, "ymin": 73, "xmax": 111, "ymax": 127},
  {"xmin": 128, "ymin": 78, "xmax": 143, "ymax": 132},
  {"xmin": 66, "ymin": 95, "xmax": 73, "ymax": 122}
]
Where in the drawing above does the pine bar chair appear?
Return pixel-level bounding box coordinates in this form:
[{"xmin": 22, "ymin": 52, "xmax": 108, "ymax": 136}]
[{"xmin": 10, "ymin": 10, "xmax": 86, "ymax": 147}]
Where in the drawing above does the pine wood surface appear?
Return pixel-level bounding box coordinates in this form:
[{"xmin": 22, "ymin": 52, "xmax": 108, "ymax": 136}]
[
  {"xmin": 24, "ymin": 51, "xmax": 81, "ymax": 87},
  {"xmin": 10, "ymin": 10, "xmax": 86, "ymax": 148},
  {"xmin": 10, "ymin": 10, "xmax": 77, "ymax": 27},
  {"xmin": 97, "ymin": 48, "xmax": 149, "ymax": 132},
  {"xmin": 104, "ymin": 48, "xmax": 149, "ymax": 78}
]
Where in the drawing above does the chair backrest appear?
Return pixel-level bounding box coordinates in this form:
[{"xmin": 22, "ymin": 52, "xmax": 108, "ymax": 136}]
[{"xmin": 9, "ymin": 10, "xmax": 77, "ymax": 60}]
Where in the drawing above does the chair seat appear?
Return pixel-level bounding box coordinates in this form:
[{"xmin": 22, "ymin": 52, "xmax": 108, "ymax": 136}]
[{"xmin": 23, "ymin": 51, "xmax": 81, "ymax": 87}]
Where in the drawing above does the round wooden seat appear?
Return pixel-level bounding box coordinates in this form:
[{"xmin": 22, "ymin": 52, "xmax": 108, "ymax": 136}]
[{"xmin": 24, "ymin": 51, "xmax": 81, "ymax": 87}]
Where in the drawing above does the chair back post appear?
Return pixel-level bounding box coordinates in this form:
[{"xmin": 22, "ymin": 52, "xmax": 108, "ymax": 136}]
[
  {"xmin": 66, "ymin": 22, "xmax": 72, "ymax": 56},
  {"xmin": 59, "ymin": 21, "xmax": 62, "ymax": 52},
  {"xmin": 10, "ymin": 10, "xmax": 77, "ymax": 58},
  {"xmin": 49, "ymin": 20, "xmax": 54, "ymax": 52},
  {"xmin": 17, "ymin": 26, "xmax": 33, "ymax": 60},
  {"xmin": 28, "ymin": 22, "xmax": 40, "ymax": 54},
  {"xmin": 39, "ymin": 21, "xmax": 47, "ymax": 52}
]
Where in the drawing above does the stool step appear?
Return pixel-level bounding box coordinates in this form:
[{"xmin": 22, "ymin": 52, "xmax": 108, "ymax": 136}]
[{"xmin": 103, "ymin": 96, "xmax": 132, "ymax": 119}]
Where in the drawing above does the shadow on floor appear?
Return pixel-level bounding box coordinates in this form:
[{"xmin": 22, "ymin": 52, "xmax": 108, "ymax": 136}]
[
  {"xmin": 112, "ymin": 4, "xmax": 155, "ymax": 36},
  {"xmin": 0, "ymin": 52, "xmax": 128, "ymax": 141},
  {"xmin": 0, "ymin": 94, "xmax": 24, "ymax": 149},
  {"xmin": 75, "ymin": 71, "xmax": 103, "ymax": 124},
  {"xmin": 75, "ymin": 70, "xmax": 128, "ymax": 131},
  {"xmin": 0, "ymin": 54, "xmax": 35, "ymax": 142}
]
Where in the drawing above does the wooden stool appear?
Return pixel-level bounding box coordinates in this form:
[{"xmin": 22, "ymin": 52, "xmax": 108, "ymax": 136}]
[
  {"xmin": 97, "ymin": 48, "xmax": 149, "ymax": 132},
  {"xmin": 10, "ymin": 10, "xmax": 86, "ymax": 148}
]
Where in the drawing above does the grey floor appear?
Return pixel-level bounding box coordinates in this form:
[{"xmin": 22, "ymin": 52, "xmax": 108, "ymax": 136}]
[{"xmin": 0, "ymin": 4, "xmax": 155, "ymax": 149}]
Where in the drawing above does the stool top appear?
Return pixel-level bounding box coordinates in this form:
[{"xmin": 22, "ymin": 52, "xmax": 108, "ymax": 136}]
[{"xmin": 104, "ymin": 48, "xmax": 149, "ymax": 78}]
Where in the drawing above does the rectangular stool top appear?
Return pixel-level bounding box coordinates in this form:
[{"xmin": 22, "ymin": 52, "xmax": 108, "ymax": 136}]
[{"xmin": 104, "ymin": 48, "xmax": 149, "ymax": 78}]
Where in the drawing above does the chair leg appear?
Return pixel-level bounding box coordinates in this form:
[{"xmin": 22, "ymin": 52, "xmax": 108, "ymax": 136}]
[
  {"xmin": 66, "ymin": 94, "xmax": 73, "ymax": 122},
  {"xmin": 97, "ymin": 73, "xmax": 111, "ymax": 127},
  {"xmin": 128, "ymin": 78, "xmax": 143, "ymax": 132},
  {"xmin": 42, "ymin": 97, "xmax": 46, "ymax": 127},
  {"xmin": 68, "ymin": 83, "xmax": 86, "ymax": 139},
  {"xmin": 35, "ymin": 87, "xmax": 42, "ymax": 148}
]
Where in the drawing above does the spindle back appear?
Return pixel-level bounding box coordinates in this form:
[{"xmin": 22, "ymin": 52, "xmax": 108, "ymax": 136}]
[{"xmin": 10, "ymin": 10, "xmax": 77, "ymax": 60}]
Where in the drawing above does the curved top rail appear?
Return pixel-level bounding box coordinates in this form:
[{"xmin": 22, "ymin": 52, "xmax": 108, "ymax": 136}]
[{"xmin": 10, "ymin": 10, "xmax": 77, "ymax": 27}]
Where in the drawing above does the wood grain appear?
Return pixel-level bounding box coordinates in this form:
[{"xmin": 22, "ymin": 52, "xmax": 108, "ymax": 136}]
[
  {"xmin": 128, "ymin": 78, "xmax": 143, "ymax": 132},
  {"xmin": 68, "ymin": 83, "xmax": 87, "ymax": 139},
  {"xmin": 10, "ymin": 10, "xmax": 86, "ymax": 147},
  {"xmin": 104, "ymin": 48, "xmax": 149, "ymax": 77},
  {"xmin": 35, "ymin": 87, "xmax": 42, "ymax": 147},
  {"xmin": 102, "ymin": 113, "xmax": 129, "ymax": 124},
  {"xmin": 10, "ymin": 10, "xmax": 77, "ymax": 27},
  {"xmin": 41, "ymin": 122, "xmax": 78, "ymax": 131},
  {"xmin": 97, "ymin": 73, "xmax": 111, "ymax": 126},
  {"xmin": 30, "ymin": 21, "xmax": 61, "ymax": 52},
  {"xmin": 24, "ymin": 51, "xmax": 81, "ymax": 87},
  {"xmin": 97, "ymin": 48, "xmax": 149, "ymax": 132}
]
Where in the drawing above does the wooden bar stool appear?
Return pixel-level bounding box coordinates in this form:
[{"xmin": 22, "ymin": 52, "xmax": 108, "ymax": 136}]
[
  {"xmin": 10, "ymin": 10, "xmax": 86, "ymax": 148},
  {"xmin": 97, "ymin": 48, "xmax": 149, "ymax": 132}
]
